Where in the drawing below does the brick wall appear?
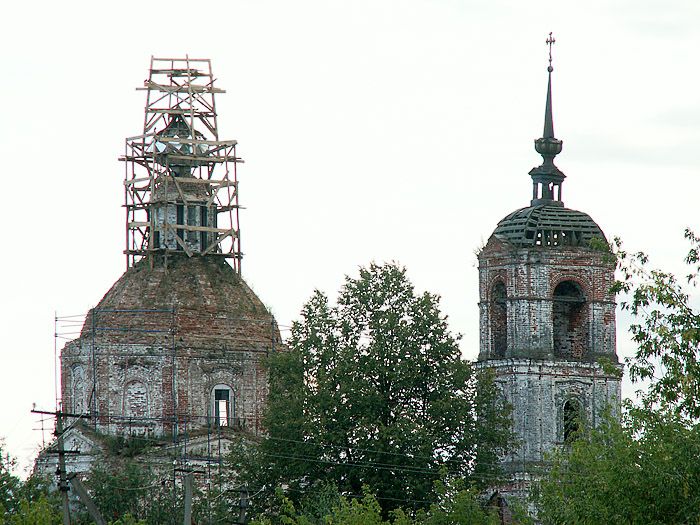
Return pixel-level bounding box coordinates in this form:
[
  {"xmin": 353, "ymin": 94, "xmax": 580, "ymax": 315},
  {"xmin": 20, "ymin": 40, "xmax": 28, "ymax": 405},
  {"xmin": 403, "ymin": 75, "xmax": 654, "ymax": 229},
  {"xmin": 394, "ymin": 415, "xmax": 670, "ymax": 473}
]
[
  {"xmin": 476, "ymin": 233, "xmax": 621, "ymax": 494},
  {"xmin": 60, "ymin": 255, "xmax": 283, "ymax": 438}
]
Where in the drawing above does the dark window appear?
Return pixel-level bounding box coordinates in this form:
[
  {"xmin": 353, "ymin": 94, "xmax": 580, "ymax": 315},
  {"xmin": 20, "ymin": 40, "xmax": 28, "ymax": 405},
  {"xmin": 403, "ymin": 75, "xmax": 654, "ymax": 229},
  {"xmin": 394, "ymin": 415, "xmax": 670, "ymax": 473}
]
[
  {"xmin": 563, "ymin": 399, "xmax": 582, "ymax": 443},
  {"xmin": 176, "ymin": 205, "xmax": 184, "ymax": 250},
  {"xmin": 200, "ymin": 206, "xmax": 209, "ymax": 252},
  {"xmin": 187, "ymin": 205, "xmax": 197, "ymax": 243},
  {"xmin": 553, "ymin": 281, "xmax": 587, "ymax": 359},
  {"xmin": 491, "ymin": 281, "xmax": 507, "ymax": 358}
]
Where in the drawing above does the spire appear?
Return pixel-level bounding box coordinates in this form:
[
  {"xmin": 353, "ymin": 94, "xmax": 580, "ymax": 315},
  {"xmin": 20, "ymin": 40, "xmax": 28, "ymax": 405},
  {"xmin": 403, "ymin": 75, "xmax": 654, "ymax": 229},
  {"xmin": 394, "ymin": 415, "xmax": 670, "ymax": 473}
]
[
  {"xmin": 529, "ymin": 33, "xmax": 565, "ymax": 207},
  {"xmin": 543, "ymin": 33, "xmax": 555, "ymax": 139}
]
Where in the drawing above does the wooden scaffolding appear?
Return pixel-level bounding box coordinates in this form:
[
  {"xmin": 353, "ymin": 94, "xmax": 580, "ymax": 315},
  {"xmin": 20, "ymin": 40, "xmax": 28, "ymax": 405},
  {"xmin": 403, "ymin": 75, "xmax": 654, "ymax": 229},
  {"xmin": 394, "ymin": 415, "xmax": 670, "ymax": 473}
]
[{"xmin": 121, "ymin": 56, "xmax": 243, "ymax": 272}]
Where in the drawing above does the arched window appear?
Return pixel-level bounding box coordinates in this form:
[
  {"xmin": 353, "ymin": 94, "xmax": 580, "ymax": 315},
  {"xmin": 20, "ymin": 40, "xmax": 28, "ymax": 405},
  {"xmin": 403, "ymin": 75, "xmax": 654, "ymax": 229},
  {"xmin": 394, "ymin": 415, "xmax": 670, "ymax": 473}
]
[
  {"xmin": 552, "ymin": 281, "xmax": 587, "ymax": 359},
  {"xmin": 563, "ymin": 398, "xmax": 582, "ymax": 443},
  {"xmin": 491, "ymin": 281, "xmax": 507, "ymax": 358},
  {"xmin": 211, "ymin": 384, "xmax": 234, "ymax": 427}
]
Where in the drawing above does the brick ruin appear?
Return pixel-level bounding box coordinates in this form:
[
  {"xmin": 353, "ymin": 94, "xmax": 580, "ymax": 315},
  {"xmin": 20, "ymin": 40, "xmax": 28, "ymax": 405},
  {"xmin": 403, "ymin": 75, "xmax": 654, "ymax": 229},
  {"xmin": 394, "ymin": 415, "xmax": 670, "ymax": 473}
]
[
  {"xmin": 41, "ymin": 59, "xmax": 284, "ymax": 486},
  {"xmin": 60, "ymin": 254, "xmax": 282, "ymax": 438},
  {"xmin": 476, "ymin": 53, "xmax": 621, "ymax": 499}
]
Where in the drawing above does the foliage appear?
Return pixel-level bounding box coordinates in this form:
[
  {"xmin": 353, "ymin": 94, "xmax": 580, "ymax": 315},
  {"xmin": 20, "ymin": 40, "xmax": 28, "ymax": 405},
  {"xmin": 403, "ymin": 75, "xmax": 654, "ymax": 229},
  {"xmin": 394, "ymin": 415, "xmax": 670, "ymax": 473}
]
[
  {"xmin": 243, "ymin": 262, "xmax": 514, "ymax": 516},
  {"xmin": 103, "ymin": 434, "xmax": 158, "ymax": 458},
  {"xmin": 250, "ymin": 481, "xmax": 533, "ymax": 525},
  {"xmin": 108, "ymin": 514, "xmax": 147, "ymax": 525},
  {"xmin": 82, "ymin": 460, "xmax": 179, "ymax": 525},
  {"xmin": 0, "ymin": 446, "xmax": 22, "ymax": 517},
  {"xmin": 1, "ymin": 495, "xmax": 61, "ymax": 525},
  {"xmin": 534, "ymin": 409, "xmax": 700, "ymax": 524},
  {"xmin": 417, "ymin": 478, "xmax": 533, "ymax": 525},
  {"xmin": 0, "ymin": 443, "xmax": 61, "ymax": 524},
  {"xmin": 612, "ymin": 229, "xmax": 700, "ymax": 419}
]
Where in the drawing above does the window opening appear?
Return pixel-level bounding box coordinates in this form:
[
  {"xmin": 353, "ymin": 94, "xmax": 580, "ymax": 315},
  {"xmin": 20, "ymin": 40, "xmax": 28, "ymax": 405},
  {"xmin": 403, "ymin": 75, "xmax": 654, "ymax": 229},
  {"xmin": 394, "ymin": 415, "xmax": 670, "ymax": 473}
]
[
  {"xmin": 187, "ymin": 205, "xmax": 197, "ymax": 243},
  {"xmin": 200, "ymin": 205, "xmax": 209, "ymax": 251},
  {"xmin": 563, "ymin": 398, "xmax": 582, "ymax": 443},
  {"xmin": 214, "ymin": 388, "xmax": 231, "ymax": 427},
  {"xmin": 491, "ymin": 281, "xmax": 507, "ymax": 358},
  {"xmin": 553, "ymin": 281, "xmax": 587, "ymax": 358},
  {"xmin": 176, "ymin": 204, "xmax": 184, "ymax": 250}
]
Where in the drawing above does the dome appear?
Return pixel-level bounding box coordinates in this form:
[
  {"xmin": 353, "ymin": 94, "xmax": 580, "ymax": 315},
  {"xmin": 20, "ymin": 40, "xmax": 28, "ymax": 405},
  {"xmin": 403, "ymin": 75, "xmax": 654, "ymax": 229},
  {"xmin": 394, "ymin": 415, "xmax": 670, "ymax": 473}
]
[
  {"xmin": 79, "ymin": 255, "xmax": 281, "ymax": 350},
  {"xmin": 492, "ymin": 204, "xmax": 606, "ymax": 248}
]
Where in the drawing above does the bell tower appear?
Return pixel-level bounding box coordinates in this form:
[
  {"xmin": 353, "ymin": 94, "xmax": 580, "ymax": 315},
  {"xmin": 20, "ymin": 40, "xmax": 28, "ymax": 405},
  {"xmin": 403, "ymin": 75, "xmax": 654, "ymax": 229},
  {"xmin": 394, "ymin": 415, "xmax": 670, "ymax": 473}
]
[{"xmin": 477, "ymin": 35, "xmax": 621, "ymax": 496}]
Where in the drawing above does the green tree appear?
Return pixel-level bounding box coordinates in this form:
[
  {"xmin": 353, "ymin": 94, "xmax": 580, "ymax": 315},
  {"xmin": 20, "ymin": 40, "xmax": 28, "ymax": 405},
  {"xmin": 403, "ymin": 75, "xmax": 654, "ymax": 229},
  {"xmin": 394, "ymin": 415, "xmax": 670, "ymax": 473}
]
[
  {"xmin": 1, "ymin": 496, "xmax": 61, "ymax": 525},
  {"xmin": 534, "ymin": 409, "xmax": 700, "ymax": 524},
  {"xmin": 0, "ymin": 445, "xmax": 22, "ymax": 517},
  {"xmin": 613, "ymin": 229, "xmax": 700, "ymax": 419},
  {"xmin": 82, "ymin": 460, "xmax": 178, "ymax": 525},
  {"xmin": 246, "ymin": 263, "xmax": 514, "ymax": 515},
  {"xmin": 0, "ymin": 444, "xmax": 61, "ymax": 524},
  {"xmin": 535, "ymin": 231, "xmax": 700, "ymax": 523},
  {"xmin": 249, "ymin": 482, "xmax": 532, "ymax": 525}
]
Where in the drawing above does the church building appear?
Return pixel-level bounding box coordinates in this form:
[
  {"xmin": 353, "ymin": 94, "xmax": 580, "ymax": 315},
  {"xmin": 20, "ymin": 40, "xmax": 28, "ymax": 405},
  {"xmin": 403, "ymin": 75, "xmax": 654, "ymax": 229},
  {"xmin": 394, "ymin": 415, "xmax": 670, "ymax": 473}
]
[
  {"xmin": 477, "ymin": 38, "xmax": 621, "ymax": 497},
  {"xmin": 41, "ymin": 58, "xmax": 283, "ymax": 479}
]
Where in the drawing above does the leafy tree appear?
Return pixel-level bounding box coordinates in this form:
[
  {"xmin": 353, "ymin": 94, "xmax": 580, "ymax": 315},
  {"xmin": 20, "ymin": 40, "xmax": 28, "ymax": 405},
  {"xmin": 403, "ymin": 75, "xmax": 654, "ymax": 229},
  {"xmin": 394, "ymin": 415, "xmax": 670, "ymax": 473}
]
[
  {"xmin": 81, "ymin": 460, "xmax": 178, "ymax": 525},
  {"xmin": 534, "ymin": 409, "xmax": 700, "ymax": 524},
  {"xmin": 250, "ymin": 482, "xmax": 532, "ymax": 525},
  {"xmin": 0, "ymin": 443, "xmax": 61, "ymax": 524},
  {"xmin": 535, "ymin": 231, "xmax": 700, "ymax": 523},
  {"xmin": 0, "ymin": 445, "xmax": 22, "ymax": 517},
  {"xmin": 1, "ymin": 496, "xmax": 61, "ymax": 525},
  {"xmin": 613, "ymin": 229, "xmax": 700, "ymax": 418},
  {"xmin": 245, "ymin": 263, "xmax": 514, "ymax": 515}
]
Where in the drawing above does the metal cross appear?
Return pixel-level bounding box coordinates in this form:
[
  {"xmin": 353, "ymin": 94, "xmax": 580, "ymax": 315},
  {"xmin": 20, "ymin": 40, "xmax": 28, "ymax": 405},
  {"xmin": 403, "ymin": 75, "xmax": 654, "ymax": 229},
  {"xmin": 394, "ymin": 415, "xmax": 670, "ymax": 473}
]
[{"xmin": 546, "ymin": 32, "xmax": 556, "ymax": 68}]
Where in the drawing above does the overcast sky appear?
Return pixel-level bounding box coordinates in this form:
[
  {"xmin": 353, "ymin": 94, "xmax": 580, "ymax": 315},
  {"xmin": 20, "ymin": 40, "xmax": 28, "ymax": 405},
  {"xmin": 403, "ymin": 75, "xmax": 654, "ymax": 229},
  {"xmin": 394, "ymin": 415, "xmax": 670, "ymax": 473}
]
[{"xmin": 2, "ymin": 0, "xmax": 699, "ymax": 474}]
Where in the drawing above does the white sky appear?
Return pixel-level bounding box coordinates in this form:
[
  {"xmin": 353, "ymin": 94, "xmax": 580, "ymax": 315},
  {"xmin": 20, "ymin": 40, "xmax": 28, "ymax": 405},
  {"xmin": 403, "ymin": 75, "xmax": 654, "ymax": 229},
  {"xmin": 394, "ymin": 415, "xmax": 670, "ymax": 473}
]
[{"xmin": 1, "ymin": 0, "xmax": 699, "ymax": 474}]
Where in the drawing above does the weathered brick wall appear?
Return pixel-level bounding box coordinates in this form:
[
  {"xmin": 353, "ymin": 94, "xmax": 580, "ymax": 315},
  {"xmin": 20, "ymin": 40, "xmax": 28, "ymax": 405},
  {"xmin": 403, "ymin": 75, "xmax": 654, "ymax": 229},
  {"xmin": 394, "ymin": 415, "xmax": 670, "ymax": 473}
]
[
  {"xmin": 476, "ymin": 234, "xmax": 621, "ymax": 489},
  {"xmin": 477, "ymin": 359, "xmax": 621, "ymax": 476},
  {"xmin": 60, "ymin": 255, "xmax": 283, "ymax": 438},
  {"xmin": 478, "ymin": 237, "xmax": 616, "ymax": 361}
]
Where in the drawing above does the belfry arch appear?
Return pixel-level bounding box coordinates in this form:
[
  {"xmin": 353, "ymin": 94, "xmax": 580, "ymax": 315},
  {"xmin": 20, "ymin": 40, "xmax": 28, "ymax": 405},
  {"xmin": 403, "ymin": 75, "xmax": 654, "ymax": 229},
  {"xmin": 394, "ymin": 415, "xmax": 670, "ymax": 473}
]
[
  {"xmin": 491, "ymin": 280, "xmax": 507, "ymax": 358},
  {"xmin": 552, "ymin": 280, "xmax": 588, "ymax": 359}
]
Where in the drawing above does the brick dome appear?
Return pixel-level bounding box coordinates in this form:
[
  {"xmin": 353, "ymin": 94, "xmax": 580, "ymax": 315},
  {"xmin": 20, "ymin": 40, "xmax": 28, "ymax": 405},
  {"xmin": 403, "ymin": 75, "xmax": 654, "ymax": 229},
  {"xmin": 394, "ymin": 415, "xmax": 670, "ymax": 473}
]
[{"xmin": 79, "ymin": 255, "xmax": 281, "ymax": 351}]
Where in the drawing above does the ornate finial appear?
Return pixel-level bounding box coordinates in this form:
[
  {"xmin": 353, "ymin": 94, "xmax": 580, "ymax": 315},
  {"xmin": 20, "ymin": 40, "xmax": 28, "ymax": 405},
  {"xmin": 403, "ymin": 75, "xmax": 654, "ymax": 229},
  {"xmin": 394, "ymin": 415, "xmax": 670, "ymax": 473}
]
[
  {"xmin": 529, "ymin": 33, "xmax": 565, "ymax": 207},
  {"xmin": 546, "ymin": 32, "xmax": 555, "ymax": 72}
]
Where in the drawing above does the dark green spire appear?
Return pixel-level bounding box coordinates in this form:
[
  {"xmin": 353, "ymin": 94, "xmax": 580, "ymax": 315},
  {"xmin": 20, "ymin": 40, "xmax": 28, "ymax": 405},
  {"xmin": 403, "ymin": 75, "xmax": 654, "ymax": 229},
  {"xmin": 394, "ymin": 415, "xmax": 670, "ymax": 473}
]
[{"xmin": 530, "ymin": 33, "xmax": 565, "ymax": 207}]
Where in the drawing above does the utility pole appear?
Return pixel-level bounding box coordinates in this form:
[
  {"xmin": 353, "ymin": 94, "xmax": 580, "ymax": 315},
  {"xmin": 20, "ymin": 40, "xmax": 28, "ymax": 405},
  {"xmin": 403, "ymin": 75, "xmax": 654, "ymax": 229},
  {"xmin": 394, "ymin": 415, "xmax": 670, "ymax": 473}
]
[
  {"xmin": 236, "ymin": 485, "xmax": 249, "ymax": 525},
  {"xmin": 32, "ymin": 409, "xmax": 91, "ymax": 525},
  {"xmin": 55, "ymin": 412, "xmax": 71, "ymax": 525},
  {"xmin": 183, "ymin": 472, "xmax": 193, "ymax": 525},
  {"xmin": 174, "ymin": 466, "xmax": 204, "ymax": 525}
]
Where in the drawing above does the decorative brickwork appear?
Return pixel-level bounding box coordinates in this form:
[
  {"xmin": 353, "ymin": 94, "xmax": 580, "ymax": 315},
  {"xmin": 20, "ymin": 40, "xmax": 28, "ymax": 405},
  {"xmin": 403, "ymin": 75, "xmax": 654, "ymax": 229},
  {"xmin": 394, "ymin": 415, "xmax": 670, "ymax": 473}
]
[{"xmin": 60, "ymin": 255, "xmax": 283, "ymax": 437}]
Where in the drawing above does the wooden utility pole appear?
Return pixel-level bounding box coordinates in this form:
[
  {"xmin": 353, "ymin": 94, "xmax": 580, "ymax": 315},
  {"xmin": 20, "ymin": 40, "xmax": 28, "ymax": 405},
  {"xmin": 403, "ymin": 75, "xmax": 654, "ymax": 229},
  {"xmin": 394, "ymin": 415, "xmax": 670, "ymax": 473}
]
[
  {"xmin": 32, "ymin": 409, "xmax": 92, "ymax": 525},
  {"xmin": 183, "ymin": 472, "xmax": 193, "ymax": 525},
  {"xmin": 237, "ymin": 486, "xmax": 249, "ymax": 525},
  {"xmin": 55, "ymin": 412, "xmax": 71, "ymax": 525}
]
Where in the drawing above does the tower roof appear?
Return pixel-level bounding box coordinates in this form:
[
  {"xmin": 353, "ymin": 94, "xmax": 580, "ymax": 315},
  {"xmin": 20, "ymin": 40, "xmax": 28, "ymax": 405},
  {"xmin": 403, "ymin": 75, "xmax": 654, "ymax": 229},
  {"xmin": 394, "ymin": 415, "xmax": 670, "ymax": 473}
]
[
  {"xmin": 492, "ymin": 205, "xmax": 606, "ymax": 248},
  {"xmin": 488, "ymin": 34, "xmax": 606, "ymax": 249}
]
